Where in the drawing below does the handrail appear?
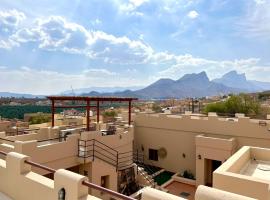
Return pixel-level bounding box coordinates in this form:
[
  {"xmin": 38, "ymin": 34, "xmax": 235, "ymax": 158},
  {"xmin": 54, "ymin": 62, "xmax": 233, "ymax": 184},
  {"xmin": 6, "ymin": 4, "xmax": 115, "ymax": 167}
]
[
  {"xmin": 94, "ymin": 151, "xmax": 117, "ymax": 163},
  {"xmin": 94, "ymin": 155, "xmax": 116, "ymax": 167},
  {"xmin": 0, "ymin": 138, "xmax": 15, "ymax": 143},
  {"xmin": 0, "ymin": 150, "xmax": 135, "ymax": 200},
  {"xmin": 78, "ymin": 139, "xmax": 138, "ymax": 171},
  {"xmin": 119, "ymin": 154, "xmax": 134, "ymax": 160},
  {"xmin": 94, "ymin": 144, "xmax": 118, "ymax": 157},
  {"xmin": 25, "ymin": 160, "xmax": 56, "ymax": 173},
  {"xmin": 0, "ymin": 151, "xmax": 7, "ymax": 156},
  {"xmin": 82, "ymin": 180, "xmax": 135, "ymax": 200},
  {"xmin": 94, "ymin": 139, "xmax": 118, "ymax": 154},
  {"xmin": 118, "ymin": 159, "xmax": 134, "ymax": 164},
  {"xmin": 37, "ymin": 137, "xmax": 66, "ymax": 143},
  {"xmin": 119, "ymin": 151, "xmax": 133, "ymax": 155}
]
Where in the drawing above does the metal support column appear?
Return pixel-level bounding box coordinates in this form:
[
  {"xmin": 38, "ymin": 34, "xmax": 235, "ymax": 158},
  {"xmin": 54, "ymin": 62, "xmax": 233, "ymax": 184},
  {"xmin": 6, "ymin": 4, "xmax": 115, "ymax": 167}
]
[
  {"xmin": 51, "ymin": 99, "xmax": 55, "ymax": 127},
  {"xmin": 97, "ymin": 100, "xmax": 100, "ymax": 123},
  {"xmin": 128, "ymin": 100, "xmax": 131, "ymax": 126},
  {"xmin": 86, "ymin": 100, "xmax": 90, "ymax": 131}
]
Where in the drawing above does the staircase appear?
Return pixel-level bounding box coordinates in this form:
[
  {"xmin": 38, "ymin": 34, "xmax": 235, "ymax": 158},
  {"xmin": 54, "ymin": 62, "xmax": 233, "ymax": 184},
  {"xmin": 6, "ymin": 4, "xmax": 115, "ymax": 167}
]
[
  {"xmin": 78, "ymin": 139, "xmax": 135, "ymax": 170},
  {"xmin": 78, "ymin": 140, "xmax": 158, "ymax": 188},
  {"xmin": 137, "ymin": 166, "xmax": 156, "ymax": 188},
  {"xmin": 133, "ymin": 150, "xmax": 158, "ymax": 188}
]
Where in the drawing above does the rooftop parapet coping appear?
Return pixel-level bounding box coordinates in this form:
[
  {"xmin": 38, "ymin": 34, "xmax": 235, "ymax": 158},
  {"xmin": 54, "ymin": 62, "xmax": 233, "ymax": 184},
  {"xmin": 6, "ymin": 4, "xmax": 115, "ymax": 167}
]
[
  {"xmin": 195, "ymin": 185, "xmax": 257, "ymax": 200},
  {"xmin": 54, "ymin": 169, "xmax": 89, "ymax": 199},
  {"xmin": 235, "ymin": 113, "xmax": 246, "ymax": 118}
]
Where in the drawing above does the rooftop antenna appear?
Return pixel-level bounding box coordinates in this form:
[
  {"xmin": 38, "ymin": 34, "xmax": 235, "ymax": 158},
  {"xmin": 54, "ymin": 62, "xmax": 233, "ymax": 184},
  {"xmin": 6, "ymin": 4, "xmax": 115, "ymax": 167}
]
[
  {"xmin": 71, "ymin": 85, "xmax": 75, "ymax": 105},
  {"xmin": 70, "ymin": 85, "xmax": 75, "ymax": 96}
]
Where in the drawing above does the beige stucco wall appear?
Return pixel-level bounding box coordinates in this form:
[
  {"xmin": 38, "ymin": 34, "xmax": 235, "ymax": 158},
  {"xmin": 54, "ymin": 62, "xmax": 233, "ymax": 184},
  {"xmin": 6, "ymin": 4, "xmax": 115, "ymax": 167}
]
[
  {"xmin": 0, "ymin": 152, "xmax": 189, "ymax": 200},
  {"xmin": 213, "ymin": 146, "xmax": 270, "ymax": 200},
  {"xmin": 195, "ymin": 185, "xmax": 257, "ymax": 200},
  {"xmin": 195, "ymin": 134, "xmax": 237, "ymax": 185},
  {"xmin": 0, "ymin": 121, "xmax": 12, "ymax": 132},
  {"xmin": 0, "ymin": 126, "xmax": 134, "ymax": 196},
  {"xmin": 0, "ymin": 134, "xmax": 80, "ymax": 175},
  {"xmin": 134, "ymin": 114, "xmax": 270, "ymax": 181},
  {"xmin": 0, "ymin": 152, "xmax": 98, "ymax": 200},
  {"xmin": 81, "ymin": 127, "xmax": 134, "ymax": 154}
]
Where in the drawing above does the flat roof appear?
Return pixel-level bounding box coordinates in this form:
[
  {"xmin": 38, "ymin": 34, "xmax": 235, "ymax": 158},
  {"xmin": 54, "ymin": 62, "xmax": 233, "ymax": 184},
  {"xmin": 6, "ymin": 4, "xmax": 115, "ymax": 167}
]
[
  {"xmin": 47, "ymin": 96, "xmax": 138, "ymax": 101},
  {"xmin": 240, "ymin": 160, "xmax": 270, "ymax": 182}
]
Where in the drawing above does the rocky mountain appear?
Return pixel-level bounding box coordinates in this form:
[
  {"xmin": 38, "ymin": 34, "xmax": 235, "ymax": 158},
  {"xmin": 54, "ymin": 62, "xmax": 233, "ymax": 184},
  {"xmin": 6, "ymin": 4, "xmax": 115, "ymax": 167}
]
[
  {"xmin": 3, "ymin": 71, "xmax": 270, "ymax": 99},
  {"xmin": 134, "ymin": 71, "xmax": 240, "ymax": 99},
  {"xmin": 82, "ymin": 72, "xmax": 242, "ymax": 99},
  {"xmin": 212, "ymin": 71, "xmax": 264, "ymax": 92}
]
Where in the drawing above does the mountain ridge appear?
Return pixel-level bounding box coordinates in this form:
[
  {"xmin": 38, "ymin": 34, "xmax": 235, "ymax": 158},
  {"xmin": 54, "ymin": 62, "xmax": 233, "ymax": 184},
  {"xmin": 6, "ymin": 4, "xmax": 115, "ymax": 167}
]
[{"xmin": 2, "ymin": 71, "xmax": 270, "ymax": 99}]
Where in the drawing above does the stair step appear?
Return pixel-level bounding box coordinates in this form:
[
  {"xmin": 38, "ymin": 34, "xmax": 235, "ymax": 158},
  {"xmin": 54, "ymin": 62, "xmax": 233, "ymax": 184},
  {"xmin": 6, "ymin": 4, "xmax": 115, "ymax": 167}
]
[{"xmin": 152, "ymin": 168, "xmax": 165, "ymax": 178}]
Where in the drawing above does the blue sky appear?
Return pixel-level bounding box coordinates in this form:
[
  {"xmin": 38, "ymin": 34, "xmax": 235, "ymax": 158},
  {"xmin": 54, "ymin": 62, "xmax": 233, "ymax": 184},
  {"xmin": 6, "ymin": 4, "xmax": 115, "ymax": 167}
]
[{"xmin": 0, "ymin": 0, "xmax": 270, "ymax": 94}]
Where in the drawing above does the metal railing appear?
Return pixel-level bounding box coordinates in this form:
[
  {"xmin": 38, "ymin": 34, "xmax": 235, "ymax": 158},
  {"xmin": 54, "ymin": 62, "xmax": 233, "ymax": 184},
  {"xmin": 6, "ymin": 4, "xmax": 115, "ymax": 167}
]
[
  {"xmin": 78, "ymin": 140, "xmax": 156, "ymax": 188},
  {"xmin": 0, "ymin": 150, "xmax": 135, "ymax": 200},
  {"xmin": 78, "ymin": 139, "xmax": 140, "ymax": 171},
  {"xmin": 37, "ymin": 136, "xmax": 67, "ymax": 143},
  {"xmin": 0, "ymin": 137, "xmax": 15, "ymax": 143}
]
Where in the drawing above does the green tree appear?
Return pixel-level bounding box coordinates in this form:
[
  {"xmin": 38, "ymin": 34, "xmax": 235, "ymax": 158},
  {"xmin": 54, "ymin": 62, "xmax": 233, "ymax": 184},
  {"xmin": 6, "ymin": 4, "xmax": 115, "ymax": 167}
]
[
  {"xmin": 102, "ymin": 110, "xmax": 118, "ymax": 118},
  {"xmin": 29, "ymin": 114, "xmax": 51, "ymax": 125},
  {"xmin": 204, "ymin": 94, "xmax": 260, "ymax": 116},
  {"xmin": 152, "ymin": 103, "xmax": 162, "ymax": 113}
]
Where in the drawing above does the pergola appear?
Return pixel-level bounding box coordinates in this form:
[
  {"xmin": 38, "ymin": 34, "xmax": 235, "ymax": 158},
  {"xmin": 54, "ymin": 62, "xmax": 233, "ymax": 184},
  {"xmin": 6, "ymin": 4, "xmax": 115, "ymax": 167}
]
[{"xmin": 47, "ymin": 96, "xmax": 138, "ymax": 131}]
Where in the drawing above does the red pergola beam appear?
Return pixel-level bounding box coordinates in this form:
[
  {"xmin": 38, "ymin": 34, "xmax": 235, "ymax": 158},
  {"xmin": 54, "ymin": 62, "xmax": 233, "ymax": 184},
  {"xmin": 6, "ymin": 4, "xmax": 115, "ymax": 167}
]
[
  {"xmin": 47, "ymin": 96, "xmax": 137, "ymax": 102},
  {"xmin": 54, "ymin": 105, "xmax": 97, "ymax": 109},
  {"xmin": 48, "ymin": 96, "xmax": 138, "ymax": 129}
]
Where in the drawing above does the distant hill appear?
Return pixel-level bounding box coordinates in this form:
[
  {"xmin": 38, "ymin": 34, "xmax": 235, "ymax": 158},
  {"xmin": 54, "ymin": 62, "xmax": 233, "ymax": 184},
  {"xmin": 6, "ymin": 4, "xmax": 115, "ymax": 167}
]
[
  {"xmin": 61, "ymin": 86, "xmax": 144, "ymax": 95},
  {"xmin": 249, "ymin": 80, "xmax": 270, "ymax": 91},
  {"xmin": 0, "ymin": 92, "xmax": 44, "ymax": 98}
]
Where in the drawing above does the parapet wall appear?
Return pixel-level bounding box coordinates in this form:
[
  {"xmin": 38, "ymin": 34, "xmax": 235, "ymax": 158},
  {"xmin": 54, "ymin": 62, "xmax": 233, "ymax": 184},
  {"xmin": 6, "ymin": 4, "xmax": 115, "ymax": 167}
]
[
  {"xmin": 135, "ymin": 113, "xmax": 270, "ymax": 139},
  {"xmin": 0, "ymin": 152, "xmax": 188, "ymax": 200},
  {"xmin": 0, "ymin": 152, "xmax": 92, "ymax": 200},
  {"xmin": 0, "ymin": 134, "xmax": 80, "ymax": 175},
  {"xmin": 134, "ymin": 113, "xmax": 270, "ymax": 175}
]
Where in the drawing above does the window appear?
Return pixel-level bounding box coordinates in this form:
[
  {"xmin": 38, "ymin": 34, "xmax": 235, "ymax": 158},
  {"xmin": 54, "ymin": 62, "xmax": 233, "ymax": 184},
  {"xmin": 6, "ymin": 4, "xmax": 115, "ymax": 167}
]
[
  {"xmin": 149, "ymin": 149, "xmax": 158, "ymax": 161},
  {"xmin": 101, "ymin": 175, "xmax": 109, "ymax": 188}
]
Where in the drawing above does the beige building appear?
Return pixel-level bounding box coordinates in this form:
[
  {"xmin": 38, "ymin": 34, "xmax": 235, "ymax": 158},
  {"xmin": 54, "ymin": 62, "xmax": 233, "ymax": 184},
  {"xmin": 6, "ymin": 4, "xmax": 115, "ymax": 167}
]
[
  {"xmin": 0, "ymin": 109, "xmax": 270, "ymax": 200},
  {"xmin": 134, "ymin": 112, "xmax": 270, "ymax": 188}
]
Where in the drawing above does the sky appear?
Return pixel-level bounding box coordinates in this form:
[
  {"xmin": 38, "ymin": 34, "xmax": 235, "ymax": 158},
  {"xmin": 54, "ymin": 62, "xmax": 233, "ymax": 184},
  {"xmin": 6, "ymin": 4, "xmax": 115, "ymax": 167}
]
[{"xmin": 0, "ymin": 0, "xmax": 270, "ymax": 94}]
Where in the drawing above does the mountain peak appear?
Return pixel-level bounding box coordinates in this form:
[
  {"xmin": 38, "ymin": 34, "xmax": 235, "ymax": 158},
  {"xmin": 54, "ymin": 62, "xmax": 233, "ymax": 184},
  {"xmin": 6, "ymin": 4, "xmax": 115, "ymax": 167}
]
[
  {"xmin": 222, "ymin": 70, "xmax": 246, "ymax": 81},
  {"xmin": 213, "ymin": 70, "xmax": 260, "ymax": 91},
  {"xmin": 178, "ymin": 71, "xmax": 209, "ymax": 82}
]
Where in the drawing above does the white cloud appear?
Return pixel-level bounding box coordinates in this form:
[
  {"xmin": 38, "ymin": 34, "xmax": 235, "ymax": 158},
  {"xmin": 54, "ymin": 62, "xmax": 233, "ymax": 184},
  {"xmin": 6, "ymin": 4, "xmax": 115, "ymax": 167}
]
[
  {"xmin": 156, "ymin": 54, "xmax": 268, "ymax": 81},
  {"xmin": 91, "ymin": 18, "xmax": 102, "ymax": 25},
  {"xmin": 11, "ymin": 28, "xmax": 41, "ymax": 43},
  {"xmin": 0, "ymin": 39, "xmax": 19, "ymax": 49},
  {"xmin": 11, "ymin": 15, "xmax": 153, "ymax": 64},
  {"xmin": 237, "ymin": 0, "xmax": 270, "ymax": 40},
  {"xmin": 118, "ymin": 0, "xmax": 148, "ymax": 16},
  {"xmin": 83, "ymin": 68, "xmax": 118, "ymax": 76},
  {"xmin": 187, "ymin": 10, "xmax": 199, "ymax": 19},
  {"xmin": 0, "ymin": 9, "xmax": 26, "ymax": 32},
  {"xmin": 254, "ymin": 0, "xmax": 266, "ymax": 5},
  {"xmin": 0, "ymin": 9, "xmax": 26, "ymax": 49}
]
